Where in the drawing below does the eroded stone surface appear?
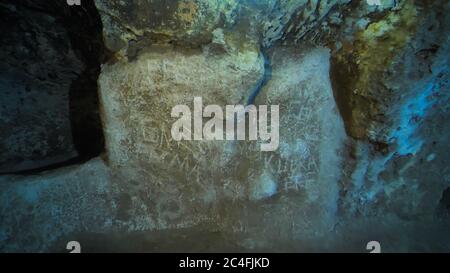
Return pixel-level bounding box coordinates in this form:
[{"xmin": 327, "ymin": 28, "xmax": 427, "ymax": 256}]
[
  {"xmin": 329, "ymin": 1, "xmax": 450, "ymax": 222},
  {"xmin": 0, "ymin": 45, "xmax": 349, "ymax": 252},
  {"xmin": 0, "ymin": 0, "xmax": 449, "ymax": 252},
  {"xmin": 0, "ymin": 158, "xmax": 113, "ymax": 252},
  {"xmin": 93, "ymin": 0, "xmax": 353, "ymax": 55}
]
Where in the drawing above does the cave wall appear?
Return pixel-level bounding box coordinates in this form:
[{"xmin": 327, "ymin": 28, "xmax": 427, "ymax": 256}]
[{"xmin": 0, "ymin": 0, "xmax": 449, "ymax": 252}]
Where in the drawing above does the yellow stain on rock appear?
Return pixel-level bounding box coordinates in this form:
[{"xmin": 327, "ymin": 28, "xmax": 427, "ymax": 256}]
[
  {"xmin": 176, "ymin": 1, "xmax": 199, "ymax": 26},
  {"xmin": 331, "ymin": 0, "xmax": 418, "ymax": 139}
]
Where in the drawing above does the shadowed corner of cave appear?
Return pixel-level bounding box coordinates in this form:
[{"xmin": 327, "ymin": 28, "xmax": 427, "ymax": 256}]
[
  {"xmin": 0, "ymin": 0, "xmax": 109, "ymax": 175},
  {"xmin": 66, "ymin": 1, "xmax": 108, "ymax": 164},
  {"xmin": 438, "ymin": 187, "xmax": 450, "ymax": 217}
]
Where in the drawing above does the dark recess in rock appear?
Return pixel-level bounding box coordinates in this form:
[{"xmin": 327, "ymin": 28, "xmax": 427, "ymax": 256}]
[
  {"xmin": 0, "ymin": 0, "xmax": 108, "ymax": 174},
  {"xmin": 439, "ymin": 187, "xmax": 450, "ymax": 216}
]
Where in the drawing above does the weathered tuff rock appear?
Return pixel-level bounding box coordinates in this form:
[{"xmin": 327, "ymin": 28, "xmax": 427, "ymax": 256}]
[
  {"xmin": 0, "ymin": 45, "xmax": 347, "ymax": 252},
  {"xmin": 0, "ymin": 158, "xmax": 113, "ymax": 252},
  {"xmin": 98, "ymin": 44, "xmax": 346, "ymax": 239},
  {"xmin": 94, "ymin": 0, "xmax": 352, "ymax": 55},
  {"xmin": 0, "ymin": 0, "xmax": 449, "ymax": 252},
  {"xmin": 329, "ymin": 0, "xmax": 450, "ymax": 222}
]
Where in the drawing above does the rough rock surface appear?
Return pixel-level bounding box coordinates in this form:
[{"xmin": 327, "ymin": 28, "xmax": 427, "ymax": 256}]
[
  {"xmin": 0, "ymin": 158, "xmax": 113, "ymax": 252},
  {"xmin": 0, "ymin": 0, "xmax": 449, "ymax": 252},
  {"xmin": 1, "ymin": 45, "xmax": 347, "ymax": 252},
  {"xmin": 94, "ymin": 0, "xmax": 352, "ymax": 55},
  {"xmin": 0, "ymin": 2, "xmax": 82, "ymax": 173},
  {"xmin": 98, "ymin": 43, "xmax": 347, "ymax": 246},
  {"xmin": 328, "ymin": 1, "xmax": 450, "ymax": 222}
]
